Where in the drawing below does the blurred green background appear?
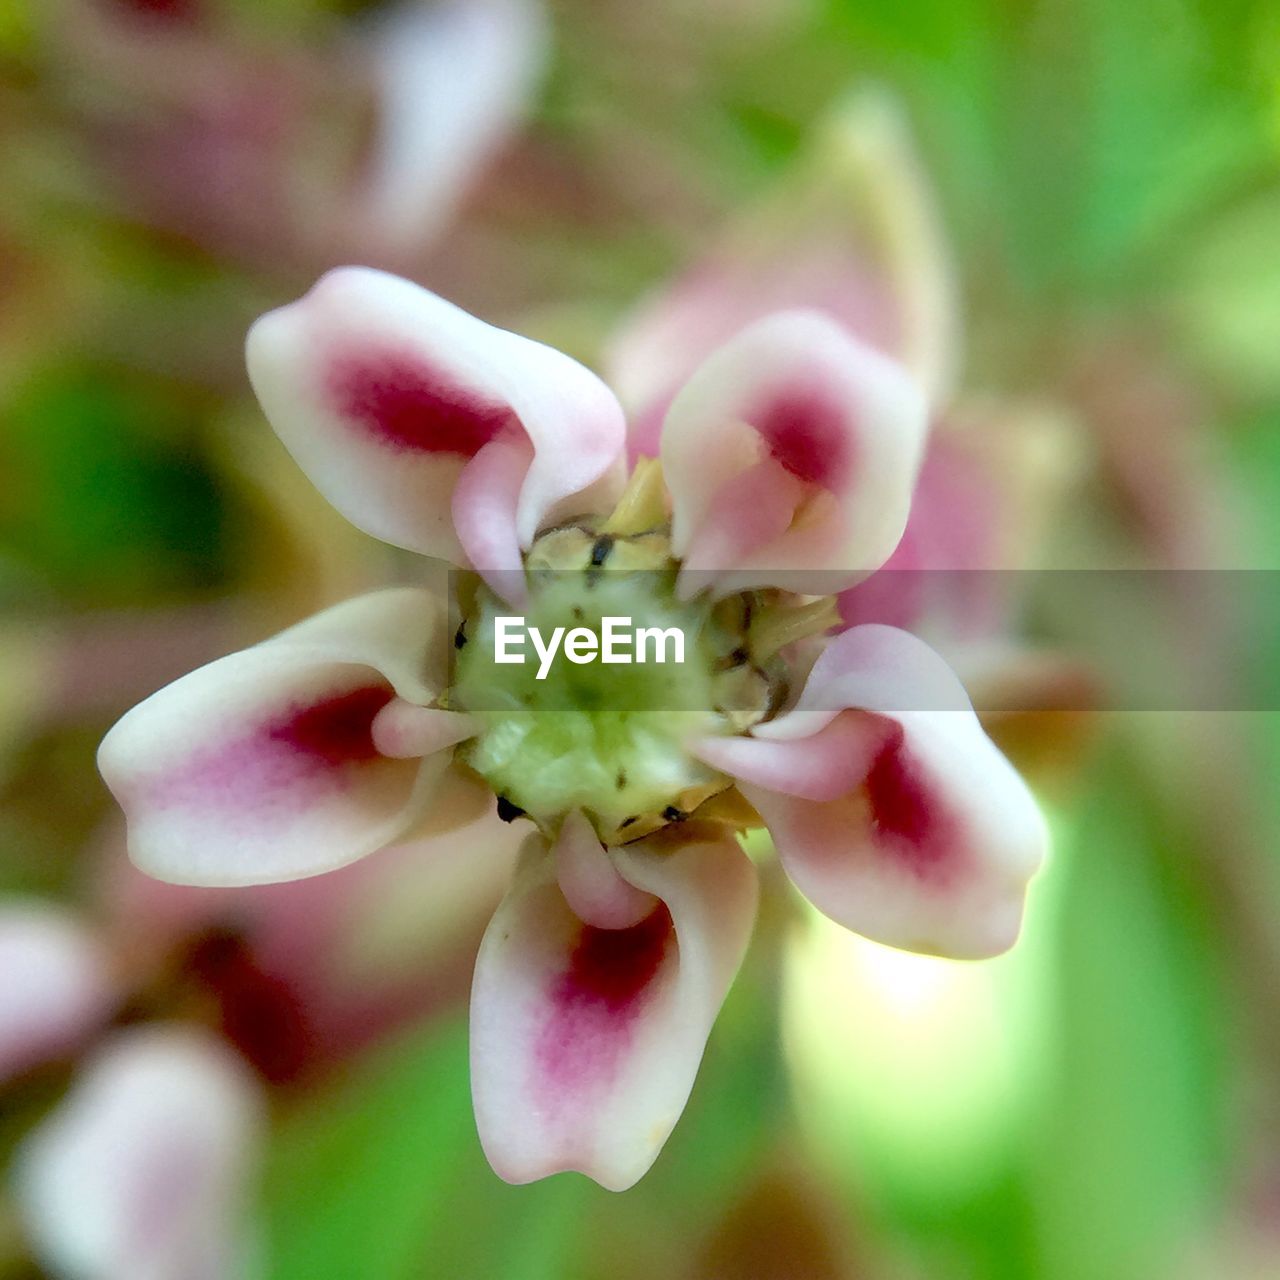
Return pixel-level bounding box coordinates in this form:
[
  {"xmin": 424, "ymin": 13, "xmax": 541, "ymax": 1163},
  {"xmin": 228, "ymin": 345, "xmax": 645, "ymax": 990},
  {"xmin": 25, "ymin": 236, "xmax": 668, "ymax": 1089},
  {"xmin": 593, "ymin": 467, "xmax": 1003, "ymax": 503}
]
[{"xmin": 2, "ymin": 0, "xmax": 1280, "ymax": 1276}]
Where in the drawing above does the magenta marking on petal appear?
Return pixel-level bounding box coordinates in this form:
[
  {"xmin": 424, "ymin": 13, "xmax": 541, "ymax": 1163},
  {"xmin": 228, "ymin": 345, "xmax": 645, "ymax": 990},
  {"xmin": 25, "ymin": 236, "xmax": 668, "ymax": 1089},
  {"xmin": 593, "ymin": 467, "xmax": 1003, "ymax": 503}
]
[
  {"xmin": 266, "ymin": 685, "xmax": 393, "ymax": 766},
  {"xmin": 154, "ymin": 683, "xmax": 397, "ymax": 820},
  {"xmin": 327, "ymin": 348, "xmax": 516, "ymax": 458},
  {"xmin": 866, "ymin": 732, "xmax": 954, "ymax": 877},
  {"xmin": 558, "ymin": 907, "xmax": 671, "ymax": 1011},
  {"xmin": 755, "ymin": 389, "xmax": 851, "ymax": 489},
  {"xmin": 534, "ymin": 906, "xmax": 672, "ymax": 1098}
]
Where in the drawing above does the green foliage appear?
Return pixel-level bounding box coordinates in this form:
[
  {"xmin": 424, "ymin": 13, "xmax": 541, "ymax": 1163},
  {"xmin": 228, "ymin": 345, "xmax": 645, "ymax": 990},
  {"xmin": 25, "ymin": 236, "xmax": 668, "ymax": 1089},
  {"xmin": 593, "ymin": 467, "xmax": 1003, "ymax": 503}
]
[
  {"xmin": 1026, "ymin": 749, "xmax": 1234, "ymax": 1279},
  {"xmin": 263, "ymin": 1018, "xmax": 591, "ymax": 1280},
  {"xmin": 994, "ymin": 0, "xmax": 1265, "ymax": 290},
  {"xmin": 0, "ymin": 0, "xmax": 35, "ymax": 59},
  {"xmin": 0, "ymin": 365, "xmax": 227, "ymax": 605},
  {"xmin": 823, "ymin": 0, "xmax": 1274, "ymax": 295},
  {"xmin": 1167, "ymin": 194, "xmax": 1280, "ymax": 400}
]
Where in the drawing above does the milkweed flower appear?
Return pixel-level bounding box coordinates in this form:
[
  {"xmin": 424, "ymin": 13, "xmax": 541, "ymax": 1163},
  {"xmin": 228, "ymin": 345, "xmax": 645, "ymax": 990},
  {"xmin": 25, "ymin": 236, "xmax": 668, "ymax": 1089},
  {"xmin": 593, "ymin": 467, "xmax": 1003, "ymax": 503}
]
[
  {"xmin": 0, "ymin": 905, "xmax": 264, "ymax": 1279},
  {"xmin": 14, "ymin": 1027, "xmax": 263, "ymax": 1280},
  {"xmin": 608, "ymin": 90, "xmax": 1077, "ymax": 654},
  {"xmin": 99, "ymin": 264, "xmax": 1048, "ymax": 1190},
  {"xmin": 55, "ymin": 0, "xmax": 547, "ymax": 272},
  {"xmin": 0, "ymin": 905, "xmax": 116, "ymax": 1086}
]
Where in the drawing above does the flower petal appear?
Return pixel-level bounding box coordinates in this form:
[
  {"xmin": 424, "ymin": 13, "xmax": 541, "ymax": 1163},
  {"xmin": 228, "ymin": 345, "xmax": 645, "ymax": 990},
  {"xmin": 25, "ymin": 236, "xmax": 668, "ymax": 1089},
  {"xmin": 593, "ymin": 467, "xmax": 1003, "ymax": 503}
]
[
  {"xmin": 836, "ymin": 436, "xmax": 1006, "ymax": 636},
  {"xmin": 353, "ymin": 0, "xmax": 548, "ymax": 255},
  {"xmin": 449, "ymin": 433, "xmax": 535, "ymax": 604},
  {"xmin": 0, "ymin": 906, "xmax": 116, "ymax": 1085},
  {"xmin": 371, "ymin": 701, "xmax": 481, "ymax": 760},
  {"xmin": 97, "ymin": 768, "xmax": 521, "ymax": 1070},
  {"xmin": 98, "ymin": 588, "xmax": 471, "ymax": 886},
  {"xmin": 14, "ymin": 1026, "xmax": 262, "ymax": 1280},
  {"xmin": 471, "ymin": 828, "xmax": 757, "ymax": 1190},
  {"xmin": 695, "ymin": 625, "xmax": 1047, "ymax": 958},
  {"xmin": 246, "ymin": 267, "xmax": 627, "ymax": 569},
  {"xmin": 662, "ymin": 311, "xmax": 926, "ymax": 597},
  {"xmin": 553, "ymin": 810, "xmax": 658, "ymax": 930},
  {"xmin": 608, "ymin": 88, "xmax": 957, "ymax": 456}
]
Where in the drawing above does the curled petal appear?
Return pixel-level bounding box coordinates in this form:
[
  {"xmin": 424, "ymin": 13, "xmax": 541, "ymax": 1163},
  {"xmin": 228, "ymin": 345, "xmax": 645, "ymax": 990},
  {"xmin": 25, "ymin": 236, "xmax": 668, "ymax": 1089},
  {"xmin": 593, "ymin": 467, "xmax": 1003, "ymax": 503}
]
[
  {"xmin": 694, "ymin": 711, "xmax": 887, "ymax": 804},
  {"xmin": 98, "ymin": 589, "xmax": 472, "ymax": 886},
  {"xmin": 354, "ymin": 0, "xmax": 548, "ymax": 254},
  {"xmin": 450, "ymin": 434, "xmax": 535, "ymax": 604},
  {"xmin": 695, "ymin": 626, "xmax": 1047, "ymax": 958},
  {"xmin": 663, "ymin": 311, "xmax": 926, "ymax": 597},
  {"xmin": 0, "ymin": 906, "xmax": 116, "ymax": 1085},
  {"xmin": 471, "ymin": 830, "xmax": 757, "ymax": 1190},
  {"xmin": 553, "ymin": 811, "xmax": 658, "ymax": 930},
  {"xmin": 246, "ymin": 267, "xmax": 627, "ymax": 569},
  {"xmin": 14, "ymin": 1026, "xmax": 262, "ymax": 1280},
  {"xmin": 371, "ymin": 701, "xmax": 481, "ymax": 759}
]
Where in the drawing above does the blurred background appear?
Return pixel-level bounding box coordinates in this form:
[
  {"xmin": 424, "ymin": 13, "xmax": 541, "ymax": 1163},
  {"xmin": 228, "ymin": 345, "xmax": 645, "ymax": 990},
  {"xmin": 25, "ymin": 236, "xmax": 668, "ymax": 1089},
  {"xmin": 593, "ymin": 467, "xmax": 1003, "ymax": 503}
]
[{"xmin": 2, "ymin": 0, "xmax": 1279, "ymax": 1276}]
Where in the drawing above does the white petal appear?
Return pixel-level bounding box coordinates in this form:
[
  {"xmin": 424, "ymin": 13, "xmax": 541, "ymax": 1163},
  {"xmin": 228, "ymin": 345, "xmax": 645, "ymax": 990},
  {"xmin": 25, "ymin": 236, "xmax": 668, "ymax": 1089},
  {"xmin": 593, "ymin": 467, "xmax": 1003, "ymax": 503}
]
[
  {"xmin": 354, "ymin": 0, "xmax": 549, "ymax": 254},
  {"xmin": 0, "ymin": 906, "xmax": 115, "ymax": 1085},
  {"xmin": 662, "ymin": 311, "xmax": 926, "ymax": 597},
  {"xmin": 98, "ymin": 589, "xmax": 471, "ymax": 886},
  {"xmin": 471, "ymin": 830, "xmax": 757, "ymax": 1190},
  {"xmin": 246, "ymin": 267, "xmax": 627, "ymax": 568},
  {"xmin": 696, "ymin": 625, "xmax": 1047, "ymax": 958},
  {"xmin": 14, "ymin": 1026, "xmax": 263, "ymax": 1280}
]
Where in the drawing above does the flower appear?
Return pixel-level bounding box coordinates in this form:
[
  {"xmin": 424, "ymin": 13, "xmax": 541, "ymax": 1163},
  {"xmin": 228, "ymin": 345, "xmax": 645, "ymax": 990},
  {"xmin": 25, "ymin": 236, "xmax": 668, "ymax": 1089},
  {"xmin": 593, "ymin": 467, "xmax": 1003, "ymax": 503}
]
[
  {"xmin": 99, "ymin": 263, "xmax": 1048, "ymax": 1190},
  {"xmin": 13, "ymin": 1026, "xmax": 263, "ymax": 1280},
  {"xmin": 0, "ymin": 905, "xmax": 264, "ymax": 1279},
  {"xmin": 607, "ymin": 89, "xmax": 1077, "ymax": 653},
  {"xmin": 49, "ymin": 0, "xmax": 548, "ymax": 273},
  {"xmin": 0, "ymin": 904, "xmax": 117, "ymax": 1086}
]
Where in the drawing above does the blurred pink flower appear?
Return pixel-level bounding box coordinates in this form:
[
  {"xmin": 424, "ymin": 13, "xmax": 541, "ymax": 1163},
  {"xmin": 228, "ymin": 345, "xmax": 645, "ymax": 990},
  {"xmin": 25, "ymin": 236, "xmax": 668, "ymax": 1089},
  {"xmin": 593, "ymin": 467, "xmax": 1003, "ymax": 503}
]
[
  {"xmin": 0, "ymin": 905, "xmax": 117, "ymax": 1085},
  {"xmin": 96, "ymin": 798, "xmax": 523, "ymax": 1081},
  {"xmin": 14, "ymin": 1026, "xmax": 262, "ymax": 1280},
  {"xmin": 59, "ymin": 0, "xmax": 548, "ymax": 272},
  {"xmin": 606, "ymin": 90, "xmax": 958, "ymax": 456},
  {"xmin": 99, "ymin": 258, "xmax": 1047, "ymax": 1190},
  {"xmin": 608, "ymin": 91, "xmax": 1077, "ymax": 652},
  {"xmin": 0, "ymin": 906, "xmax": 265, "ymax": 1278}
]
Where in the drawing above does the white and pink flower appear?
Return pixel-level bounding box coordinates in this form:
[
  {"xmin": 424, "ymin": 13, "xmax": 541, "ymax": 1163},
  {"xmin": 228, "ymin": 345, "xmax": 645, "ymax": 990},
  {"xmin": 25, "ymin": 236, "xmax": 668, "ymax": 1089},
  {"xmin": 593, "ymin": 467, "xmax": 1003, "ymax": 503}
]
[
  {"xmin": 0, "ymin": 906, "xmax": 265, "ymax": 1279},
  {"xmin": 14, "ymin": 1026, "xmax": 263, "ymax": 1280},
  {"xmin": 608, "ymin": 90, "xmax": 1078, "ymax": 656},
  {"xmin": 0, "ymin": 905, "xmax": 117, "ymax": 1086},
  {"xmin": 61, "ymin": 0, "xmax": 548, "ymax": 272},
  {"xmin": 99, "ymin": 257, "xmax": 1048, "ymax": 1191}
]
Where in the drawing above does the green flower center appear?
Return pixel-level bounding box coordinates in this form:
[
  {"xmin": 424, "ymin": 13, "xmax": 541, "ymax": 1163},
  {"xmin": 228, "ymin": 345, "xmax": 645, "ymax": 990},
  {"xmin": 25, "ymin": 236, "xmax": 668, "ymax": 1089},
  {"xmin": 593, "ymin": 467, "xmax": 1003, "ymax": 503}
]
[{"xmin": 450, "ymin": 524, "xmax": 781, "ymax": 843}]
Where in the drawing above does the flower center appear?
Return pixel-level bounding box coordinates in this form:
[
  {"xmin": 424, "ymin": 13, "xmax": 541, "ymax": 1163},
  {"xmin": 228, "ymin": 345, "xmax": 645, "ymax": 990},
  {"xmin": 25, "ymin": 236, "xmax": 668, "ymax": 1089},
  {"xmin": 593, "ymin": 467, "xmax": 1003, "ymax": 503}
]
[{"xmin": 450, "ymin": 523, "xmax": 787, "ymax": 843}]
